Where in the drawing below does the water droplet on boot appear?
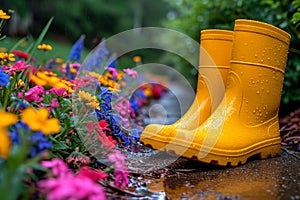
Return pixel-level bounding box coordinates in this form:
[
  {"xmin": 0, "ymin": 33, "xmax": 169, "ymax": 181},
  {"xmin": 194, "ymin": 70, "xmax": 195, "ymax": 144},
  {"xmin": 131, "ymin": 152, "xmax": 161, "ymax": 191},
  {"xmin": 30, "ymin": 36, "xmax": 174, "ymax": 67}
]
[{"xmin": 256, "ymin": 90, "xmax": 260, "ymax": 94}]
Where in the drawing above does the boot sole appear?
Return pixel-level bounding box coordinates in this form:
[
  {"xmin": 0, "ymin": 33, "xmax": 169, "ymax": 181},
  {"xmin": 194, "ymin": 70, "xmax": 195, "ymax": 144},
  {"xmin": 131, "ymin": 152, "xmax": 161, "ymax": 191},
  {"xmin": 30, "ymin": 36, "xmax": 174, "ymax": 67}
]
[{"xmin": 141, "ymin": 135, "xmax": 281, "ymax": 166}]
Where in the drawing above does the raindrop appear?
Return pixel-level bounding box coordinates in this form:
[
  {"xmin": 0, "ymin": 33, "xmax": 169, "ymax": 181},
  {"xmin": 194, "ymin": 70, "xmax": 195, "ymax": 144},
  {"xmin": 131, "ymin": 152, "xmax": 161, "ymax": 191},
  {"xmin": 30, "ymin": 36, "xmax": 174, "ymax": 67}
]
[
  {"xmin": 261, "ymin": 87, "xmax": 264, "ymax": 90},
  {"xmin": 267, "ymin": 57, "xmax": 271, "ymax": 61},
  {"xmin": 254, "ymin": 54, "xmax": 258, "ymax": 58},
  {"xmin": 256, "ymin": 90, "xmax": 260, "ymax": 94},
  {"xmin": 253, "ymin": 110, "xmax": 256, "ymax": 114}
]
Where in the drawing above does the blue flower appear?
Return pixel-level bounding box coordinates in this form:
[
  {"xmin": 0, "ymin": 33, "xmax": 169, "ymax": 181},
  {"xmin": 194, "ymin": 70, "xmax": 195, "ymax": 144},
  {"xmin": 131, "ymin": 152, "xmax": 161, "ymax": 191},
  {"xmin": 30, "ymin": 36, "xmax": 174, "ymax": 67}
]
[
  {"xmin": 83, "ymin": 40, "xmax": 109, "ymax": 71},
  {"xmin": 29, "ymin": 132, "xmax": 52, "ymax": 157},
  {"xmin": 0, "ymin": 69, "xmax": 10, "ymax": 86},
  {"xmin": 9, "ymin": 122, "xmax": 52, "ymax": 157},
  {"xmin": 68, "ymin": 35, "xmax": 85, "ymax": 62},
  {"xmin": 130, "ymin": 128, "xmax": 141, "ymax": 142}
]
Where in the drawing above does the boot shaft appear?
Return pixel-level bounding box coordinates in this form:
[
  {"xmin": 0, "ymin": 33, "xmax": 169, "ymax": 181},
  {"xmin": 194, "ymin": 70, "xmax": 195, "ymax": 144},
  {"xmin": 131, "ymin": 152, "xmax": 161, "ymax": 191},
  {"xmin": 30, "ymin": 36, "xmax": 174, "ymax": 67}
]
[{"xmin": 228, "ymin": 19, "xmax": 291, "ymax": 126}]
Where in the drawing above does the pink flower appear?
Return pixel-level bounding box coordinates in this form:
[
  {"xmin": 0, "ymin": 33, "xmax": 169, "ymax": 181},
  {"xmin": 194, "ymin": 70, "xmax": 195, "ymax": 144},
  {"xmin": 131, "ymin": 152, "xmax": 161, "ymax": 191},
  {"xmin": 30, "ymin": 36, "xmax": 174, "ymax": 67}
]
[
  {"xmin": 41, "ymin": 158, "xmax": 70, "ymax": 177},
  {"xmin": 38, "ymin": 175, "xmax": 107, "ymax": 200},
  {"xmin": 39, "ymin": 157, "xmax": 107, "ymax": 200},
  {"xmin": 48, "ymin": 88, "xmax": 67, "ymax": 97},
  {"xmin": 66, "ymin": 148, "xmax": 91, "ymax": 166},
  {"xmin": 98, "ymin": 120, "xmax": 111, "ymax": 132},
  {"xmin": 77, "ymin": 166, "xmax": 108, "ymax": 182},
  {"xmin": 105, "ymin": 67, "xmax": 118, "ymax": 79},
  {"xmin": 3, "ymin": 60, "xmax": 31, "ymax": 75},
  {"xmin": 25, "ymin": 85, "xmax": 44, "ymax": 102},
  {"xmin": 123, "ymin": 68, "xmax": 138, "ymax": 78},
  {"xmin": 86, "ymin": 122, "xmax": 96, "ymax": 133},
  {"xmin": 108, "ymin": 150, "xmax": 129, "ymax": 188},
  {"xmin": 51, "ymin": 98, "xmax": 60, "ymax": 108}
]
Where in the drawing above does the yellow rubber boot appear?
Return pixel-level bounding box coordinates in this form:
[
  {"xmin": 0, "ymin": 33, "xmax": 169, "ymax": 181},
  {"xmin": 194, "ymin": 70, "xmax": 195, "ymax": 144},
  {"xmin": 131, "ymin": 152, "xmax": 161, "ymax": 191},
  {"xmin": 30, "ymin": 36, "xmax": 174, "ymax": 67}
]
[
  {"xmin": 141, "ymin": 30, "xmax": 233, "ymax": 141},
  {"xmin": 141, "ymin": 19, "xmax": 291, "ymax": 166}
]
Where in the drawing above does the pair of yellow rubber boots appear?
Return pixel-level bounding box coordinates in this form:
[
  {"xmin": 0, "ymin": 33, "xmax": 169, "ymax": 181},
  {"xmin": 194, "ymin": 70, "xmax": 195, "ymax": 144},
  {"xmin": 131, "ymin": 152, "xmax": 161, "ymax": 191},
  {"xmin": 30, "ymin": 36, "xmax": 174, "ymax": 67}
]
[{"xmin": 140, "ymin": 19, "xmax": 291, "ymax": 166}]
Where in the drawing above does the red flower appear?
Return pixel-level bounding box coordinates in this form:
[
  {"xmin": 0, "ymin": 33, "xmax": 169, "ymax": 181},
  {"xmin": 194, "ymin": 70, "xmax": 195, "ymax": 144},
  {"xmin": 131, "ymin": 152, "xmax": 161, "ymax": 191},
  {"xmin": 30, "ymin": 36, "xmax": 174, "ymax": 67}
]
[
  {"xmin": 96, "ymin": 130, "xmax": 116, "ymax": 150},
  {"xmin": 77, "ymin": 166, "xmax": 108, "ymax": 182},
  {"xmin": 11, "ymin": 50, "xmax": 30, "ymax": 60},
  {"xmin": 98, "ymin": 120, "xmax": 111, "ymax": 132}
]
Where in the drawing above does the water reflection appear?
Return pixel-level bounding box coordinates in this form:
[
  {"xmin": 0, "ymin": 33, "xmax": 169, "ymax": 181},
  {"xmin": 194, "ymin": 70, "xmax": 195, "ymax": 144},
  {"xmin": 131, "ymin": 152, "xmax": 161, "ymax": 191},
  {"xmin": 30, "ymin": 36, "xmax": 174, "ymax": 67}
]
[{"xmin": 147, "ymin": 151, "xmax": 300, "ymax": 199}]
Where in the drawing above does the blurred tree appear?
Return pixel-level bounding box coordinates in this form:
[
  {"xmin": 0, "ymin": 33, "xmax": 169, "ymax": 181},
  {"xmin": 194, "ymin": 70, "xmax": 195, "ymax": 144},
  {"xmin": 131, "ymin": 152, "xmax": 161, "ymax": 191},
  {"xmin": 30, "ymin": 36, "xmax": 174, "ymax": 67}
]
[
  {"xmin": 164, "ymin": 0, "xmax": 300, "ymax": 112},
  {"xmin": 2, "ymin": 0, "xmax": 169, "ymax": 47}
]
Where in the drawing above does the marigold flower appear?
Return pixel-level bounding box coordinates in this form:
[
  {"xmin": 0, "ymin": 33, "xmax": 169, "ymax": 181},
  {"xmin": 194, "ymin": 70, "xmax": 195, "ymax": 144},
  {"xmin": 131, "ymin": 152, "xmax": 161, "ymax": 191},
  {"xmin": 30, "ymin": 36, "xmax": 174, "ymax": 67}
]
[
  {"xmin": 0, "ymin": 10, "xmax": 10, "ymax": 19},
  {"xmin": 133, "ymin": 55, "xmax": 141, "ymax": 63},
  {"xmin": 37, "ymin": 44, "xmax": 52, "ymax": 51},
  {"xmin": 0, "ymin": 110, "xmax": 18, "ymax": 158},
  {"xmin": 21, "ymin": 107, "xmax": 60, "ymax": 135}
]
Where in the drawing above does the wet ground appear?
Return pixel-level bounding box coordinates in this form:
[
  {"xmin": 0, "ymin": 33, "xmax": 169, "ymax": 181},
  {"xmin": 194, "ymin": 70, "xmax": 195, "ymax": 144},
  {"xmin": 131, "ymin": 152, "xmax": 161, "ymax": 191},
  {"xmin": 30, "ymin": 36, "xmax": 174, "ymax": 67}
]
[
  {"xmin": 138, "ymin": 150, "xmax": 300, "ymax": 200},
  {"xmin": 127, "ymin": 81, "xmax": 300, "ymax": 200}
]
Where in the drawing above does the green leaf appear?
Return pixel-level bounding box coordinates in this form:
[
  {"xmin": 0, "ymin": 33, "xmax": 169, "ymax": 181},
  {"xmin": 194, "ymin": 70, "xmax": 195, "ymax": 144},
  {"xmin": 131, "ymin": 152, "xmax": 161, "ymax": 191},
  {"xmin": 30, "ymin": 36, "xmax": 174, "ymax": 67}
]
[{"xmin": 26, "ymin": 17, "xmax": 54, "ymax": 63}]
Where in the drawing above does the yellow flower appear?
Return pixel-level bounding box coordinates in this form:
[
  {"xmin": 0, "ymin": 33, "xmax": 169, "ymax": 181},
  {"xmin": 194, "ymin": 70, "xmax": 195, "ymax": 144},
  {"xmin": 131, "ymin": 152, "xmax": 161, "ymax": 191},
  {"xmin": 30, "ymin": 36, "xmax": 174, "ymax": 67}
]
[
  {"xmin": 77, "ymin": 91, "xmax": 100, "ymax": 110},
  {"xmin": 108, "ymin": 87, "xmax": 121, "ymax": 92},
  {"xmin": 0, "ymin": 10, "xmax": 10, "ymax": 20},
  {"xmin": 30, "ymin": 72, "xmax": 74, "ymax": 93},
  {"xmin": 55, "ymin": 57, "xmax": 63, "ymax": 63},
  {"xmin": 0, "ymin": 110, "xmax": 18, "ymax": 129},
  {"xmin": 37, "ymin": 44, "xmax": 52, "ymax": 51},
  {"xmin": 133, "ymin": 55, "xmax": 141, "ymax": 63},
  {"xmin": 0, "ymin": 110, "xmax": 18, "ymax": 158},
  {"xmin": 21, "ymin": 107, "xmax": 60, "ymax": 135},
  {"xmin": 88, "ymin": 71, "xmax": 102, "ymax": 79},
  {"xmin": 116, "ymin": 72, "xmax": 124, "ymax": 81},
  {"xmin": 0, "ymin": 52, "xmax": 15, "ymax": 64},
  {"xmin": 16, "ymin": 79, "xmax": 24, "ymax": 87}
]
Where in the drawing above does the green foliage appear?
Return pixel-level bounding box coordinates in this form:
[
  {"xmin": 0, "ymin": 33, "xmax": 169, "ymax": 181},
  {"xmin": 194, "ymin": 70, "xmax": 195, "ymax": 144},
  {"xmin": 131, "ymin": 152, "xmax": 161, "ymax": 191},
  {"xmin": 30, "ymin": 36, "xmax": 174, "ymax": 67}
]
[
  {"xmin": 164, "ymin": 0, "xmax": 300, "ymax": 108},
  {"xmin": 292, "ymin": 0, "xmax": 300, "ymax": 27}
]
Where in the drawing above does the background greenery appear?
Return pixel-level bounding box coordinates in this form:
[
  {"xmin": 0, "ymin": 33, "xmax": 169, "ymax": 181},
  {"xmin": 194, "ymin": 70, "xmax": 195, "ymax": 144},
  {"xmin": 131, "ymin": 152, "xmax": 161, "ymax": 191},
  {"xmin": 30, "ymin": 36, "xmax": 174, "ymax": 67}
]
[{"xmin": 1, "ymin": 0, "xmax": 300, "ymax": 115}]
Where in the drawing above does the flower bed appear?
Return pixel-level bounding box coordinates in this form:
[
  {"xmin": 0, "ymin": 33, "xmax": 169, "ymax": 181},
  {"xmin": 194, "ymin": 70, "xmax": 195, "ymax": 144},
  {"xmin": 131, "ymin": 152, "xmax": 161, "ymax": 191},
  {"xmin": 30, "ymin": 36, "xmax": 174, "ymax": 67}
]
[{"xmin": 0, "ymin": 11, "xmax": 168, "ymax": 199}]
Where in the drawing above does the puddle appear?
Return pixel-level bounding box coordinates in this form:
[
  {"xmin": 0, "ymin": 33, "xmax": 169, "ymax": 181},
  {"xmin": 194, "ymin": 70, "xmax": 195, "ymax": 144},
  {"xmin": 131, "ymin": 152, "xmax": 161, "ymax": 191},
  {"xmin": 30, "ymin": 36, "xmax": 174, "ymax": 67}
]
[{"xmin": 134, "ymin": 151, "xmax": 300, "ymax": 200}]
